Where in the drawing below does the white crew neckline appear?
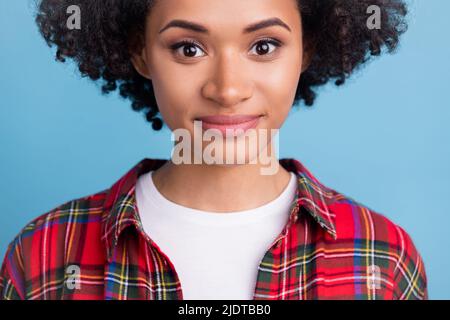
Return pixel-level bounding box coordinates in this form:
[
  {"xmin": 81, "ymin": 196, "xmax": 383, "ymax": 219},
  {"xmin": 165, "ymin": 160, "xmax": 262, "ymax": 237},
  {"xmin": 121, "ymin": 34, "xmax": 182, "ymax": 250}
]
[{"xmin": 136, "ymin": 170, "xmax": 298, "ymax": 227}]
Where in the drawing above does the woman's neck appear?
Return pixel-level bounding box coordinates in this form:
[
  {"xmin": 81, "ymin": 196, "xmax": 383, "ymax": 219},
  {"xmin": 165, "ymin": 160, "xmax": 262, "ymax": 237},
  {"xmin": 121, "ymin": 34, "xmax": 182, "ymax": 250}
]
[{"xmin": 151, "ymin": 153, "xmax": 292, "ymax": 213}]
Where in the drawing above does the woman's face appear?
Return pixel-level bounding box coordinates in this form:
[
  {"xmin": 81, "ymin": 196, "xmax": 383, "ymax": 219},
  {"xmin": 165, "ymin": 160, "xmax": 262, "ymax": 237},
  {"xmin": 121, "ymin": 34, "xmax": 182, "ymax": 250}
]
[{"xmin": 132, "ymin": 0, "xmax": 306, "ymax": 166}]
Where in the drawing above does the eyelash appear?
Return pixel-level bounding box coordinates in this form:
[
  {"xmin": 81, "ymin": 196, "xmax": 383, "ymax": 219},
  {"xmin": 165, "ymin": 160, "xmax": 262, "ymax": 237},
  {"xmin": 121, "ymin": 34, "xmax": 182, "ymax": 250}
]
[{"xmin": 169, "ymin": 37, "xmax": 283, "ymax": 58}]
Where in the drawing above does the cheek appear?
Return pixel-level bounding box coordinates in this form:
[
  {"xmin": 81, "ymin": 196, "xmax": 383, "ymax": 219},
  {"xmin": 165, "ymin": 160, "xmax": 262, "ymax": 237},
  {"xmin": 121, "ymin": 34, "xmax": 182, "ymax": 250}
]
[
  {"xmin": 148, "ymin": 62, "xmax": 199, "ymax": 129},
  {"xmin": 151, "ymin": 81, "xmax": 191, "ymax": 131},
  {"xmin": 267, "ymin": 48, "xmax": 302, "ymax": 99},
  {"xmin": 258, "ymin": 54, "xmax": 302, "ymax": 124}
]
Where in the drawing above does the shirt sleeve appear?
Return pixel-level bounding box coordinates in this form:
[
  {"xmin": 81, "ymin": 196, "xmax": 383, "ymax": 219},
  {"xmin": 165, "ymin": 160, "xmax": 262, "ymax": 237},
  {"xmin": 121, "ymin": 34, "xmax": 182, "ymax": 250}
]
[
  {"xmin": 0, "ymin": 237, "xmax": 26, "ymax": 300},
  {"xmin": 393, "ymin": 225, "xmax": 428, "ymax": 300}
]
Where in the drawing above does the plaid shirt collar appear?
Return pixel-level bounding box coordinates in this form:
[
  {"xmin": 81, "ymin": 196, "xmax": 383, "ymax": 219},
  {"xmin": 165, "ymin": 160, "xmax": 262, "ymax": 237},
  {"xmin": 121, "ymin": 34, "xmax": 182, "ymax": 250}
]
[{"xmin": 101, "ymin": 158, "xmax": 338, "ymax": 264}]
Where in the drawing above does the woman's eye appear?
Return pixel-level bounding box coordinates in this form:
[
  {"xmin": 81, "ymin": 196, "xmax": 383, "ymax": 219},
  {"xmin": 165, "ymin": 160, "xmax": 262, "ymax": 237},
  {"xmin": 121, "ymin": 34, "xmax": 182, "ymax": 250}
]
[
  {"xmin": 250, "ymin": 39, "xmax": 282, "ymax": 56},
  {"xmin": 170, "ymin": 38, "xmax": 282, "ymax": 59},
  {"xmin": 170, "ymin": 41, "xmax": 206, "ymax": 58}
]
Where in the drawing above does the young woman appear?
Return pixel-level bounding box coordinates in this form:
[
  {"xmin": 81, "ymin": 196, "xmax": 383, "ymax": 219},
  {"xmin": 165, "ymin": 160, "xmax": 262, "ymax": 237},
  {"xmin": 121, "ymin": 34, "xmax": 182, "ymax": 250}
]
[{"xmin": 0, "ymin": 0, "xmax": 427, "ymax": 300}]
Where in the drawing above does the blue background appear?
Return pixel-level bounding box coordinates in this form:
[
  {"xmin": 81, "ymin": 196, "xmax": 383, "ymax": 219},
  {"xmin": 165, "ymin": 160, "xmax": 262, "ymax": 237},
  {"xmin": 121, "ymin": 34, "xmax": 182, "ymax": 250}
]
[{"xmin": 1, "ymin": 0, "xmax": 449, "ymax": 299}]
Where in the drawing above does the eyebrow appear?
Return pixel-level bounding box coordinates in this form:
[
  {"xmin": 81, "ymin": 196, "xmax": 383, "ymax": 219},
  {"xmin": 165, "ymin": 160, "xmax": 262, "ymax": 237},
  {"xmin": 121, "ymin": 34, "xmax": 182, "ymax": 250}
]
[{"xmin": 158, "ymin": 17, "xmax": 292, "ymax": 34}]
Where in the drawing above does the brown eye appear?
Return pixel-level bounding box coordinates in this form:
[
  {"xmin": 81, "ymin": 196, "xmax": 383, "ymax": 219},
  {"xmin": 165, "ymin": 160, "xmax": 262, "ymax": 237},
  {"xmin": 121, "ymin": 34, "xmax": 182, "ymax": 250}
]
[
  {"xmin": 250, "ymin": 39, "xmax": 282, "ymax": 56},
  {"xmin": 170, "ymin": 40, "xmax": 206, "ymax": 58}
]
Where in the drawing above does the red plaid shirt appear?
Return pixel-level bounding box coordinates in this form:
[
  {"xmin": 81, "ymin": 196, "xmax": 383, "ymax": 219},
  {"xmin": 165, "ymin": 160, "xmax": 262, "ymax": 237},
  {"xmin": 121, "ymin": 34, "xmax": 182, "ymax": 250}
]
[{"xmin": 0, "ymin": 158, "xmax": 428, "ymax": 300}]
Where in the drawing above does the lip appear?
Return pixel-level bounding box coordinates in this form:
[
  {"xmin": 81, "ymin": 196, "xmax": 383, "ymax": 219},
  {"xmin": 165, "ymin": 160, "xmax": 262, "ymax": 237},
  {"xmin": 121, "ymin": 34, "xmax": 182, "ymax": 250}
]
[
  {"xmin": 196, "ymin": 114, "xmax": 262, "ymax": 125},
  {"xmin": 195, "ymin": 114, "xmax": 262, "ymax": 136}
]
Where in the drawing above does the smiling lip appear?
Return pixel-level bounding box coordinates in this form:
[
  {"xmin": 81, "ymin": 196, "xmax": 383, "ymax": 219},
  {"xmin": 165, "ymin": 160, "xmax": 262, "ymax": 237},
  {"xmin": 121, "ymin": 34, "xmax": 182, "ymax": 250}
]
[{"xmin": 195, "ymin": 114, "xmax": 262, "ymax": 135}]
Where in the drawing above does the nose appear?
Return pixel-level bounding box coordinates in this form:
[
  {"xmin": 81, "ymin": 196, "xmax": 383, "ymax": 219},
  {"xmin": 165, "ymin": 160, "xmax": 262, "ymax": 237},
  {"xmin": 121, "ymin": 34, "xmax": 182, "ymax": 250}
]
[{"xmin": 201, "ymin": 50, "xmax": 254, "ymax": 108}]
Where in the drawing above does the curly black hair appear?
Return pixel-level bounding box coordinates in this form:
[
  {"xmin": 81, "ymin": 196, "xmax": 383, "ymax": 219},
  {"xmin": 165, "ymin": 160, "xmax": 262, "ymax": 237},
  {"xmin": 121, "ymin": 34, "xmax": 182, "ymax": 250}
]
[{"xmin": 35, "ymin": 0, "xmax": 408, "ymax": 131}]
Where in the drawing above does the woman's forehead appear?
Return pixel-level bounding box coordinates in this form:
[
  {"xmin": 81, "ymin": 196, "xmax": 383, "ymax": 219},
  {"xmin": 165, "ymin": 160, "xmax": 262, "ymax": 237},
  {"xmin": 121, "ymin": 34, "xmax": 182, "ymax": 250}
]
[{"xmin": 148, "ymin": 0, "xmax": 301, "ymax": 33}]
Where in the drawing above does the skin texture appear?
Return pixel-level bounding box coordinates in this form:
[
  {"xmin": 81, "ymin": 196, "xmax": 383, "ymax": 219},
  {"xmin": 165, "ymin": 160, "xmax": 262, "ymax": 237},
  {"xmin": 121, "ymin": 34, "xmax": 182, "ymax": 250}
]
[{"xmin": 131, "ymin": 0, "xmax": 309, "ymax": 212}]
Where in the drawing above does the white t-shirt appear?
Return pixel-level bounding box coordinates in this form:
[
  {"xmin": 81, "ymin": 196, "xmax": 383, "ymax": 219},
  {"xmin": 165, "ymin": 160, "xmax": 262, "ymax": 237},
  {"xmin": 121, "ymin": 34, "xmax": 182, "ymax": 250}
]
[{"xmin": 135, "ymin": 170, "xmax": 298, "ymax": 300}]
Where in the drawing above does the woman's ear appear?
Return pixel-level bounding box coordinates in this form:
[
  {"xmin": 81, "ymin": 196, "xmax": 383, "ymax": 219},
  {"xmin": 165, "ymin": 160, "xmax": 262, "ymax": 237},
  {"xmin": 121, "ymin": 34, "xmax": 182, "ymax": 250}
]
[{"xmin": 130, "ymin": 47, "xmax": 152, "ymax": 80}]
